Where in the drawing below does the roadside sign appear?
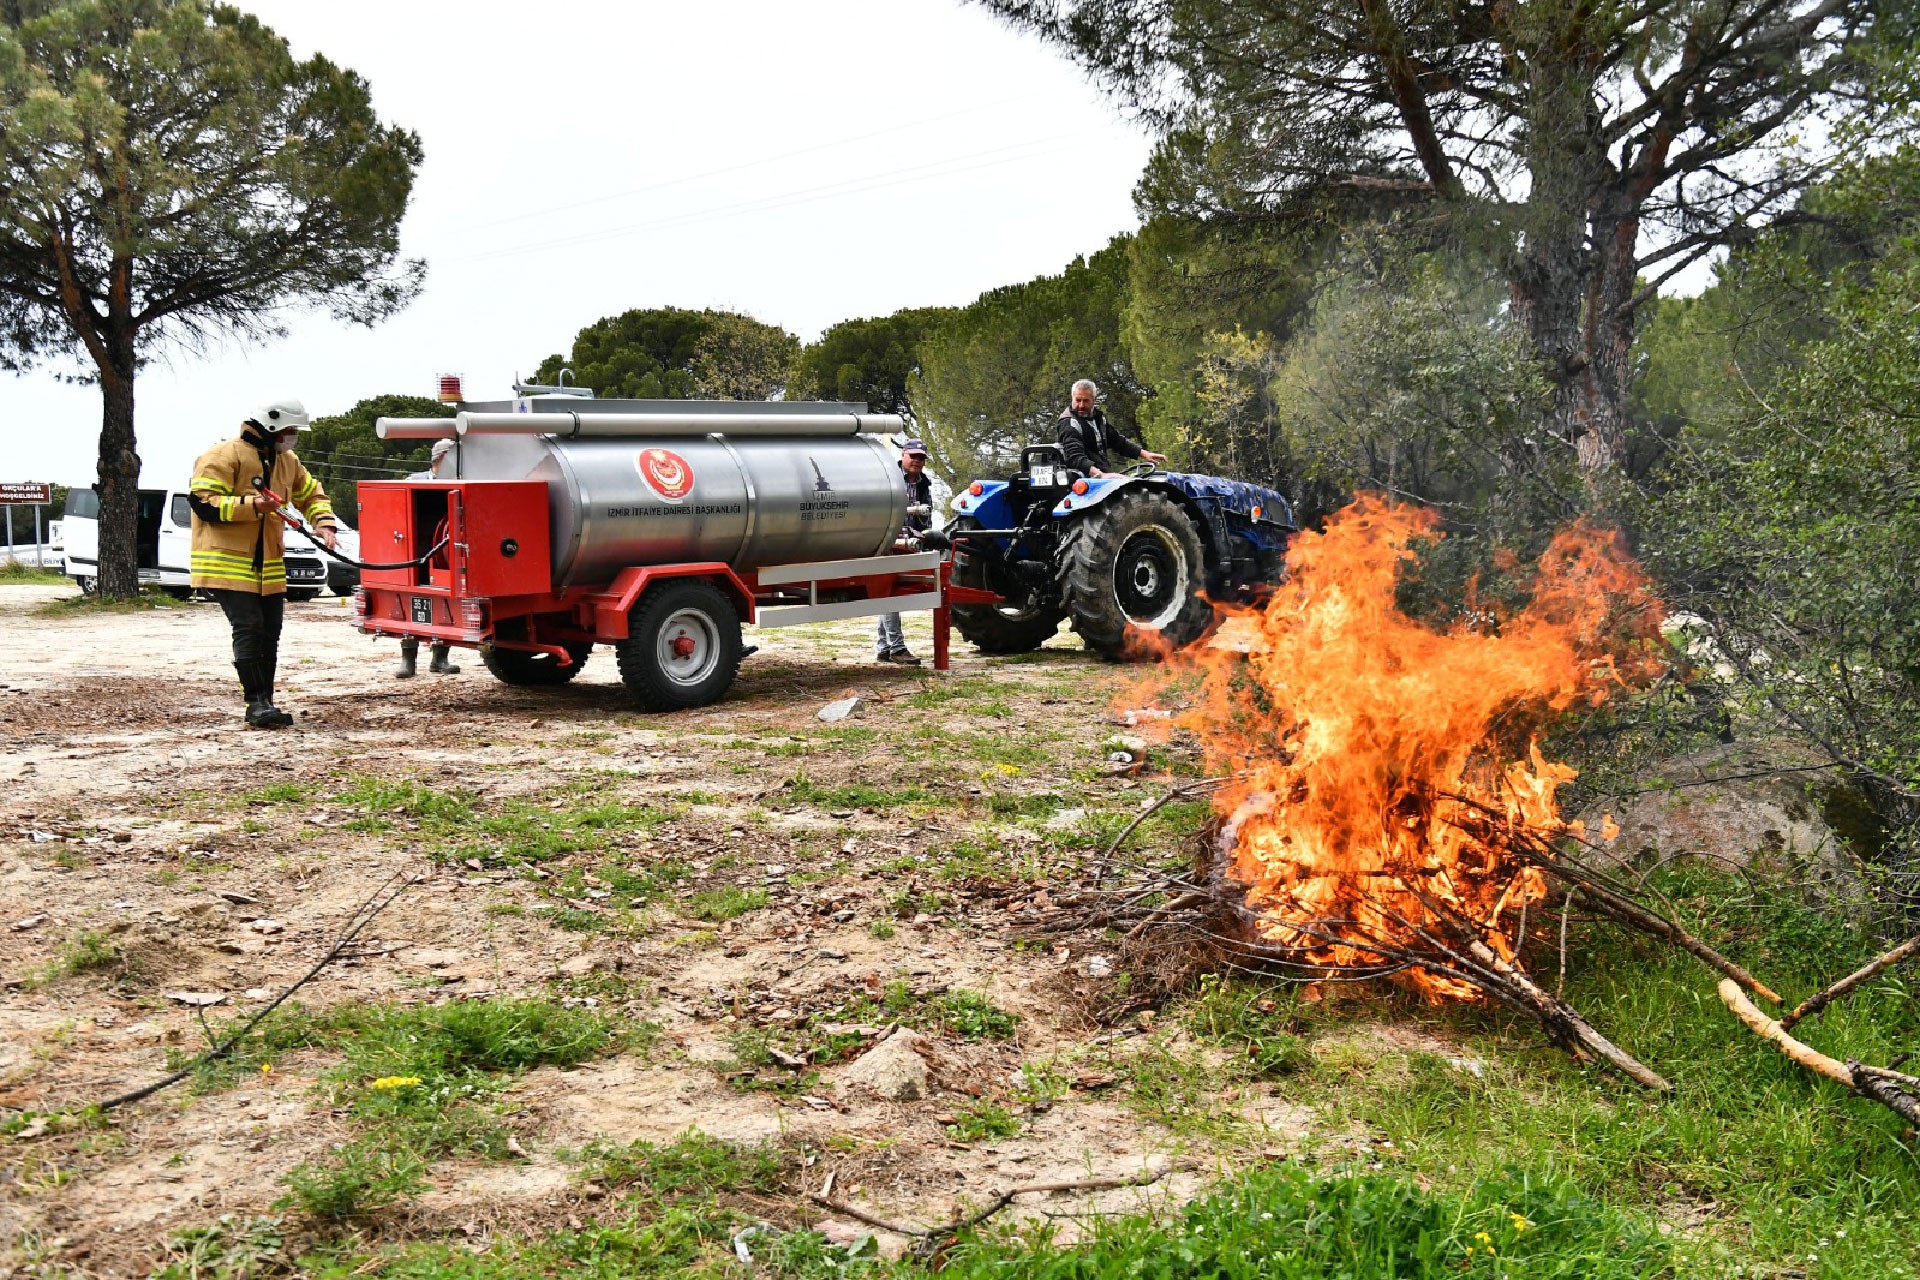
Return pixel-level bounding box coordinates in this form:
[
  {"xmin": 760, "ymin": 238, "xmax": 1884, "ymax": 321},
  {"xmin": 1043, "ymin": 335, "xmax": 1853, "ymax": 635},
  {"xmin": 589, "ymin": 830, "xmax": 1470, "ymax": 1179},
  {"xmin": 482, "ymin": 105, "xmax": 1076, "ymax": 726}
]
[{"xmin": 0, "ymin": 483, "xmax": 51, "ymax": 505}]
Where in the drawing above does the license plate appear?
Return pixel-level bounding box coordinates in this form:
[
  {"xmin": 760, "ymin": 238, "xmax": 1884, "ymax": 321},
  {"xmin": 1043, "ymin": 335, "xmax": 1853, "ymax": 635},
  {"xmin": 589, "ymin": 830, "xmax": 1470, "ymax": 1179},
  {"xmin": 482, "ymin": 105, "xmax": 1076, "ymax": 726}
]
[{"xmin": 409, "ymin": 595, "xmax": 435, "ymax": 625}]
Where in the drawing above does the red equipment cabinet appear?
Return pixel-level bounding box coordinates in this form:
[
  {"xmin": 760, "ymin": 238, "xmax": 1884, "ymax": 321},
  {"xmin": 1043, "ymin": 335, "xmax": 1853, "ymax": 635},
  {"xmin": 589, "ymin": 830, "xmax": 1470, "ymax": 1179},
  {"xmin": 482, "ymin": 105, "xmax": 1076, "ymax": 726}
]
[{"xmin": 354, "ymin": 477, "xmax": 980, "ymax": 712}]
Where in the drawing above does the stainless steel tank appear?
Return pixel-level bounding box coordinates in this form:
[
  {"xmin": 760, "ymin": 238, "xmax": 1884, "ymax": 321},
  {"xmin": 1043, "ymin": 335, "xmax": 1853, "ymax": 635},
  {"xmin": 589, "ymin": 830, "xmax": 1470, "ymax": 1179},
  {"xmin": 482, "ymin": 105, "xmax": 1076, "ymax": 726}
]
[{"xmin": 439, "ymin": 431, "xmax": 907, "ymax": 588}]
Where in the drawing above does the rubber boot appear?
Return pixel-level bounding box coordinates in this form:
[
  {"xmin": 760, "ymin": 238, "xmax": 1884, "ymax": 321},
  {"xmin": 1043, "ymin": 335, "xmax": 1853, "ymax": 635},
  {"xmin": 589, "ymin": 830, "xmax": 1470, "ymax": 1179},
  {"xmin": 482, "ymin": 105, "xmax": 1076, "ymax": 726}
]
[
  {"xmin": 395, "ymin": 638, "xmax": 419, "ymax": 679},
  {"xmin": 428, "ymin": 643, "xmax": 460, "ymax": 676},
  {"xmin": 238, "ymin": 661, "xmax": 282, "ymax": 730},
  {"xmin": 259, "ymin": 653, "xmax": 294, "ymax": 728}
]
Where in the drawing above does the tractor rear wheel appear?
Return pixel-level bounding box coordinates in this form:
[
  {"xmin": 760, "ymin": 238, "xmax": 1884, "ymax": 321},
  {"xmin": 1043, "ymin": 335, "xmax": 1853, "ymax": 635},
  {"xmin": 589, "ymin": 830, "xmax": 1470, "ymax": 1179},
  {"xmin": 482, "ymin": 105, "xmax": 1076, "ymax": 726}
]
[
  {"xmin": 949, "ymin": 517, "xmax": 1064, "ymax": 654},
  {"xmin": 482, "ymin": 619, "xmax": 592, "ymax": 686},
  {"xmin": 616, "ymin": 579, "xmax": 742, "ymax": 712},
  {"xmin": 1059, "ymin": 490, "xmax": 1213, "ymax": 659}
]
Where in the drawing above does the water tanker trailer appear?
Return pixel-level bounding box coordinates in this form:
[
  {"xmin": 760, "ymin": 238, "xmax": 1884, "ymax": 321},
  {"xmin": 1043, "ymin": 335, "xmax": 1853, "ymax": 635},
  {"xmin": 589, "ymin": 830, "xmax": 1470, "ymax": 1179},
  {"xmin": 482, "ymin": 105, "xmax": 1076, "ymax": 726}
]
[{"xmin": 357, "ymin": 387, "xmax": 962, "ymax": 711}]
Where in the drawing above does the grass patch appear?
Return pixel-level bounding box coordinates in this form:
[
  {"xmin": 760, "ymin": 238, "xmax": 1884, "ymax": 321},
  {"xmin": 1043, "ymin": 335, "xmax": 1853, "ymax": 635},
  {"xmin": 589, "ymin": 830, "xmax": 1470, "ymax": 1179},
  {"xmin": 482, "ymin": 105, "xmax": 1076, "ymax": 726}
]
[
  {"xmin": 329, "ymin": 775, "xmax": 683, "ymax": 864},
  {"xmin": 155, "ymin": 1215, "xmax": 288, "ymax": 1280},
  {"xmin": 943, "ymin": 1099, "xmax": 1023, "ymax": 1142},
  {"xmin": 288, "ymin": 1157, "xmax": 1671, "ymax": 1279},
  {"xmin": 29, "ymin": 929, "xmax": 127, "ymax": 986},
  {"xmin": 906, "ymin": 676, "xmax": 1014, "ymax": 717},
  {"xmin": 0, "ymin": 561, "xmax": 70, "ymax": 585},
  {"xmin": 685, "ymin": 886, "xmax": 768, "ymax": 922},
  {"xmin": 720, "ymin": 1027, "xmax": 821, "ymax": 1095},
  {"xmin": 785, "ymin": 769, "xmax": 935, "ymax": 811},
  {"xmin": 242, "ymin": 780, "xmax": 311, "ymax": 806},
  {"xmin": 36, "ymin": 587, "xmax": 193, "ymax": 615},
  {"xmin": 267, "ymin": 997, "xmax": 626, "ymax": 1221},
  {"xmin": 299, "ymin": 1132, "xmax": 802, "ymax": 1274},
  {"xmin": 586, "ymin": 1129, "xmax": 787, "ymax": 1199},
  {"xmin": 934, "ymin": 1165, "xmax": 1672, "ymax": 1280},
  {"xmin": 931, "ymin": 988, "xmax": 1019, "ymax": 1041}
]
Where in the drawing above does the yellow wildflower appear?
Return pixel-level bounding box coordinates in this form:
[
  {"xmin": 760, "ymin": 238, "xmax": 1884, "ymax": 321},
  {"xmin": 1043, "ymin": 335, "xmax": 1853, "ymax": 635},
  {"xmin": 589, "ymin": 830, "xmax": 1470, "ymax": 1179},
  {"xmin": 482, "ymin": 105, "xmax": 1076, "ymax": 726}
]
[
  {"xmin": 1475, "ymin": 1231, "xmax": 1492, "ymax": 1245},
  {"xmin": 1510, "ymin": 1214, "xmax": 1532, "ymax": 1233},
  {"xmin": 370, "ymin": 1075, "xmax": 422, "ymax": 1090}
]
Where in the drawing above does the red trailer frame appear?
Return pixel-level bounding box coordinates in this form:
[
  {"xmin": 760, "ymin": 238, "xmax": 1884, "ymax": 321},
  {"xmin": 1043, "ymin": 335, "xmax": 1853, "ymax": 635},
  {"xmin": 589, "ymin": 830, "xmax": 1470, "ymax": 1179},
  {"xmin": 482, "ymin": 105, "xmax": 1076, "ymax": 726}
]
[{"xmin": 352, "ymin": 478, "xmax": 999, "ymax": 707}]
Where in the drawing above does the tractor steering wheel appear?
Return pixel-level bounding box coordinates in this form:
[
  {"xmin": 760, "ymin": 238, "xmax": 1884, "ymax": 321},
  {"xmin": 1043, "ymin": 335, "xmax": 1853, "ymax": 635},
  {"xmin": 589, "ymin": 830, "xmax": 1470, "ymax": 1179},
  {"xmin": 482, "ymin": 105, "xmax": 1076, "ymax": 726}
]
[{"xmin": 1119, "ymin": 461, "xmax": 1159, "ymax": 478}]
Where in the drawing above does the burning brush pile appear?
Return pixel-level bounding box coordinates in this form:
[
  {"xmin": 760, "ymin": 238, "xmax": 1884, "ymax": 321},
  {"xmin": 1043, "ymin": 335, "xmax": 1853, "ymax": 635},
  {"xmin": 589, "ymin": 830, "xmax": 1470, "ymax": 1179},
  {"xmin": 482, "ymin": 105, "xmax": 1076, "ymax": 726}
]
[{"xmin": 1073, "ymin": 496, "xmax": 1920, "ymax": 1112}]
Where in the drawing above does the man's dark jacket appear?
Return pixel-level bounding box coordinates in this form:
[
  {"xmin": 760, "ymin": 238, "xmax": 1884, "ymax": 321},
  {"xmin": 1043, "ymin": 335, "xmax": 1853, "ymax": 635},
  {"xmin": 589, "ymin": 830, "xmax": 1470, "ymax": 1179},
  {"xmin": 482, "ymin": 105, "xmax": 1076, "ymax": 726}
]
[
  {"xmin": 902, "ymin": 467, "xmax": 933, "ymax": 532},
  {"xmin": 1056, "ymin": 408, "xmax": 1143, "ymax": 475}
]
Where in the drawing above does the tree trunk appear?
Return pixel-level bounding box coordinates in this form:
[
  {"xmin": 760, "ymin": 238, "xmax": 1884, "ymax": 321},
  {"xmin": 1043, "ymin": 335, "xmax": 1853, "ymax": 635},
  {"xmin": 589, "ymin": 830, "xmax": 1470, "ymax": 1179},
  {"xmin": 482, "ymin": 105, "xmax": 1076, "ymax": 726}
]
[
  {"xmin": 93, "ymin": 327, "xmax": 141, "ymax": 601},
  {"xmin": 1573, "ymin": 207, "xmax": 1641, "ymax": 478},
  {"xmin": 1507, "ymin": 51, "xmax": 1631, "ymax": 482}
]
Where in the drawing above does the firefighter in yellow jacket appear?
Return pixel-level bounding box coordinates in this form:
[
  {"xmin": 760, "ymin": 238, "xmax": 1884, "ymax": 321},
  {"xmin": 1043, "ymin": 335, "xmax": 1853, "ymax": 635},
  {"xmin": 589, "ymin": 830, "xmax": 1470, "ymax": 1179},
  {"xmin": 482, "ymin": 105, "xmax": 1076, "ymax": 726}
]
[{"xmin": 189, "ymin": 399, "xmax": 339, "ymax": 729}]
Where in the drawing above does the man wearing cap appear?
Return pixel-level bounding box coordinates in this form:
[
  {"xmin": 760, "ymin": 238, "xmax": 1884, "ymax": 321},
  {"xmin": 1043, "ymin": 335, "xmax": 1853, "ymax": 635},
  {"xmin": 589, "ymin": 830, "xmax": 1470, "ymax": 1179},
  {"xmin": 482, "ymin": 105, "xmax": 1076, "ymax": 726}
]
[
  {"xmin": 188, "ymin": 398, "xmax": 339, "ymax": 729},
  {"xmin": 395, "ymin": 438, "xmax": 461, "ymax": 678},
  {"xmin": 877, "ymin": 438, "xmax": 935, "ymax": 665},
  {"xmin": 1056, "ymin": 379, "xmax": 1166, "ymax": 478}
]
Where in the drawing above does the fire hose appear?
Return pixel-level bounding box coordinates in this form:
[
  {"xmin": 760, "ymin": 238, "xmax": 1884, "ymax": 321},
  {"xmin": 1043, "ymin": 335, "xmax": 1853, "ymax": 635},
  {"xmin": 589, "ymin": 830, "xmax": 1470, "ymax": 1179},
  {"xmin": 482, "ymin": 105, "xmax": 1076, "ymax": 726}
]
[{"xmin": 249, "ymin": 477, "xmax": 448, "ymax": 571}]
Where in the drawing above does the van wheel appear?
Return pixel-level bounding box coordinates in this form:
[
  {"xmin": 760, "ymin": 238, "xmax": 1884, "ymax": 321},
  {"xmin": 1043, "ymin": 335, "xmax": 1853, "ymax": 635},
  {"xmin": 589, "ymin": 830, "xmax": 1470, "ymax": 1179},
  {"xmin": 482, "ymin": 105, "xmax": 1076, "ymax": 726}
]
[
  {"xmin": 77, "ymin": 575, "xmax": 96, "ymax": 595},
  {"xmin": 617, "ymin": 579, "xmax": 742, "ymax": 712}
]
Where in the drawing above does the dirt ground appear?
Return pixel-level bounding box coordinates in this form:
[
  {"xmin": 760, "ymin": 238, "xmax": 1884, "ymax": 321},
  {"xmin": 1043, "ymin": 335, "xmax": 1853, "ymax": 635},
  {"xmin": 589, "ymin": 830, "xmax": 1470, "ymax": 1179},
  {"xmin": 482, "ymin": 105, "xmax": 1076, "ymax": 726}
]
[{"xmin": 0, "ymin": 585, "xmax": 1367, "ymax": 1276}]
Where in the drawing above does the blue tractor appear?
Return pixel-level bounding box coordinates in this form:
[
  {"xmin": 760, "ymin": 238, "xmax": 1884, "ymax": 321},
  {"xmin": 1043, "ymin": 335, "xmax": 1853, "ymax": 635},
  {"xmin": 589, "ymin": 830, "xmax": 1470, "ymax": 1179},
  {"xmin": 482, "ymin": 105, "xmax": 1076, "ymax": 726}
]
[{"xmin": 936, "ymin": 446, "xmax": 1296, "ymax": 659}]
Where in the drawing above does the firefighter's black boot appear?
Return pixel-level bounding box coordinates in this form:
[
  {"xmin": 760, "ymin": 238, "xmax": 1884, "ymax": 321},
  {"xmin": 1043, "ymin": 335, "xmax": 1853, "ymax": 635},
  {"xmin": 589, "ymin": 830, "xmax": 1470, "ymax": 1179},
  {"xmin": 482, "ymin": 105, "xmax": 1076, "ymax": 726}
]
[
  {"xmin": 428, "ymin": 643, "xmax": 460, "ymax": 675},
  {"xmin": 238, "ymin": 661, "xmax": 283, "ymax": 730},
  {"xmin": 258, "ymin": 654, "xmax": 294, "ymax": 728},
  {"xmin": 395, "ymin": 637, "xmax": 419, "ymax": 679}
]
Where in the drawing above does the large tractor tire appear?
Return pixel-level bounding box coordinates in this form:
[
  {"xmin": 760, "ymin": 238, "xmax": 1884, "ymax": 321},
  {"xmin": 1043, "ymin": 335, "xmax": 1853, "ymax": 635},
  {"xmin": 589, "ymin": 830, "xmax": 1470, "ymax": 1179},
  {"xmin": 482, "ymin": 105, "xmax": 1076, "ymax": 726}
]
[
  {"xmin": 949, "ymin": 517, "xmax": 1065, "ymax": 654},
  {"xmin": 483, "ymin": 619, "xmax": 593, "ymax": 687},
  {"xmin": 616, "ymin": 578, "xmax": 742, "ymax": 712},
  {"xmin": 1059, "ymin": 489, "xmax": 1213, "ymax": 659}
]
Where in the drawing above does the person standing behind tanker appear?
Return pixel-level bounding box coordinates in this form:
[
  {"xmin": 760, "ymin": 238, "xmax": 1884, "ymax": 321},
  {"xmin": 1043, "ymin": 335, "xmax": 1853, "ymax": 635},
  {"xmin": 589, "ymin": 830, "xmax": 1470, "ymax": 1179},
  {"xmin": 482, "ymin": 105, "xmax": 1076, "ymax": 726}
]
[
  {"xmin": 1055, "ymin": 379, "xmax": 1166, "ymax": 478},
  {"xmin": 395, "ymin": 438, "xmax": 460, "ymax": 679},
  {"xmin": 876, "ymin": 438, "xmax": 935, "ymax": 665},
  {"xmin": 188, "ymin": 399, "xmax": 339, "ymax": 729}
]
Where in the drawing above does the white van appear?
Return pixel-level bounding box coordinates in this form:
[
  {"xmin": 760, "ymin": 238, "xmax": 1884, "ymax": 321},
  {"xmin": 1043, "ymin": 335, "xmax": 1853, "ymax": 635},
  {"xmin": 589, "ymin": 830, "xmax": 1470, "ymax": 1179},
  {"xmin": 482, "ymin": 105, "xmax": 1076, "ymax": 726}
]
[{"xmin": 62, "ymin": 486, "xmax": 331, "ymax": 600}]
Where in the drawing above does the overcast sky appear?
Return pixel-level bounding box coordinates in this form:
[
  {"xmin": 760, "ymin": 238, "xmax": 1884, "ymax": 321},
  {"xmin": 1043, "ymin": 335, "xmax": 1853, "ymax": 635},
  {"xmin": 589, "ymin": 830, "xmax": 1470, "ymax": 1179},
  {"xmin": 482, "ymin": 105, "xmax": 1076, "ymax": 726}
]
[{"xmin": 2, "ymin": 0, "xmax": 1153, "ymax": 494}]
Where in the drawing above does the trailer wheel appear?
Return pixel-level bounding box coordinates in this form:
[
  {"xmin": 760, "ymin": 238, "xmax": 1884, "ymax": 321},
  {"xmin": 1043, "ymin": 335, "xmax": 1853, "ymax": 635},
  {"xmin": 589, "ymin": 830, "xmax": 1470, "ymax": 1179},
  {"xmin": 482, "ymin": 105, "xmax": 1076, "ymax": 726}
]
[
  {"xmin": 482, "ymin": 627, "xmax": 593, "ymax": 687},
  {"xmin": 1059, "ymin": 489, "xmax": 1213, "ymax": 659},
  {"xmin": 949, "ymin": 517, "xmax": 1064, "ymax": 654},
  {"xmin": 617, "ymin": 579, "xmax": 742, "ymax": 712}
]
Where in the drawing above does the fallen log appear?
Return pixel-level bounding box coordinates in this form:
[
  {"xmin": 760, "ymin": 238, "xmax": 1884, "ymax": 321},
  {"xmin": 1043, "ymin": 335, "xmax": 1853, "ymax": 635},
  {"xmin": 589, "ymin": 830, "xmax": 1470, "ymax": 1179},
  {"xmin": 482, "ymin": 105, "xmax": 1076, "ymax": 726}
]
[{"xmin": 1717, "ymin": 978, "xmax": 1920, "ymax": 1128}]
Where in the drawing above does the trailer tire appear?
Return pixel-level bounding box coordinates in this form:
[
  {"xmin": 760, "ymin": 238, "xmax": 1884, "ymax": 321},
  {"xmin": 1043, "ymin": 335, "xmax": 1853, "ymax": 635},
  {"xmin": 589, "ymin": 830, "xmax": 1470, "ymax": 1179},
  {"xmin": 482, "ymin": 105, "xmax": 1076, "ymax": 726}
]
[
  {"xmin": 949, "ymin": 517, "xmax": 1064, "ymax": 654},
  {"xmin": 482, "ymin": 632, "xmax": 593, "ymax": 687},
  {"xmin": 617, "ymin": 579, "xmax": 742, "ymax": 712},
  {"xmin": 1059, "ymin": 489, "xmax": 1213, "ymax": 660}
]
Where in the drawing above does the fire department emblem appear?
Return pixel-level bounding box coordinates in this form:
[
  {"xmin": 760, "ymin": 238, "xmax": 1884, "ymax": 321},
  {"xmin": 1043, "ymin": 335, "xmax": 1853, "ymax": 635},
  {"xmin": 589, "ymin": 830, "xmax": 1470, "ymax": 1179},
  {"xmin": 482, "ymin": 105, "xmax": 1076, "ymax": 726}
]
[{"xmin": 637, "ymin": 448, "xmax": 695, "ymax": 502}]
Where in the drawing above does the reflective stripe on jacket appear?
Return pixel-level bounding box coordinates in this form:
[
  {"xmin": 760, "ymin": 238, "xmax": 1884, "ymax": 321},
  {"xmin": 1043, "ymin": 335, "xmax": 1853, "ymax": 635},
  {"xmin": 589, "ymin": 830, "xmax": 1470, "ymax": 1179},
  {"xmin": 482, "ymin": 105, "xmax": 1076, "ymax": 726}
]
[{"xmin": 188, "ymin": 433, "xmax": 337, "ymax": 595}]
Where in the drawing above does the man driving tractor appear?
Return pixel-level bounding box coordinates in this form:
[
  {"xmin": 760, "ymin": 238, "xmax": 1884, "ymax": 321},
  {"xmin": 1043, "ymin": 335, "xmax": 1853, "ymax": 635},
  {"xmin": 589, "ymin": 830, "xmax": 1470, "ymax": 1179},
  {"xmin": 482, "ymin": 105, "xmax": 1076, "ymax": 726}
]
[{"xmin": 1055, "ymin": 378, "xmax": 1166, "ymax": 478}]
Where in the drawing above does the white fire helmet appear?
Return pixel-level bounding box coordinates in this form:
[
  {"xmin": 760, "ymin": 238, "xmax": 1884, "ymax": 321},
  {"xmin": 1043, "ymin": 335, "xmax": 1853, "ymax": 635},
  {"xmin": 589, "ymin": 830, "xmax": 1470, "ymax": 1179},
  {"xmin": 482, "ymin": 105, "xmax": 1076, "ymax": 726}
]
[{"xmin": 247, "ymin": 398, "xmax": 311, "ymax": 432}]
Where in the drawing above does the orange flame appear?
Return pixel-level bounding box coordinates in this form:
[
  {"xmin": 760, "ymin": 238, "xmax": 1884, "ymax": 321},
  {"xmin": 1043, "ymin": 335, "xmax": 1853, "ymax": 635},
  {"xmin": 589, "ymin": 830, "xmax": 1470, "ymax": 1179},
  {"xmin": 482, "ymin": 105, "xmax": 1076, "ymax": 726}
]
[{"xmin": 1159, "ymin": 495, "xmax": 1663, "ymax": 1000}]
